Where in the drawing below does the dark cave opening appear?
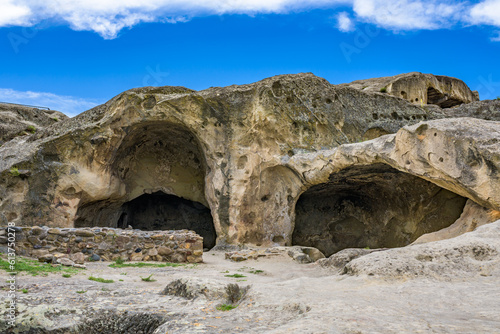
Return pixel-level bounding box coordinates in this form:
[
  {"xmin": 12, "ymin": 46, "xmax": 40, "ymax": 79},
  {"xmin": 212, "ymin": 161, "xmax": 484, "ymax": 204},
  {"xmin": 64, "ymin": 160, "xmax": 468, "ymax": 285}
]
[
  {"xmin": 292, "ymin": 164, "xmax": 468, "ymax": 257},
  {"xmin": 118, "ymin": 192, "xmax": 216, "ymax": 249},
  {"xmin": 427, "ymin": 87, "xmax": 462, "ymax": 108},
  {"xmin": 74, "ymin": 122, "xmax": 216, "ymax": 249},
  {"xmin": 75, "ymin": 192, "xmax": 216, "ymax": 249}
]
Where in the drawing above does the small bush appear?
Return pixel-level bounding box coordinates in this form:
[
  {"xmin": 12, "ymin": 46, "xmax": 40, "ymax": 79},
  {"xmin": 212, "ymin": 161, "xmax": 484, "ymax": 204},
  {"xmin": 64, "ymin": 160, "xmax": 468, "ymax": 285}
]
[
  {"xmin": 62, "ymin": 274, "xmax": 71, "ymax": 278},
  {"xmin": 21, "ymin": 288, "xmax": 28, "ymax": 293},
  {"xmin": 26, "ymin": 125, "xmax": 36, "ymax": 133},
  {"xmin": 248, "ymin": 270, "xmax": 264, "ymax": 274},
  {"xmin": 9, "ymin": 167, "xmax": 20, "ymax": 177},
  {"xmin": 216, "ymin": 304, "xmax": 236, "ymax": 311},
  {"xmin": 380, "ymin": 87, "xmax": 387, "ymax": 93},
  {"xmin": 140, "ymin": 274, "xmax": 156, "ymax": 282},
  {"xmin": 76, "ymin": 290, "xmax": 86, "ymax": 294},
  {"xmin": 224, "ymin": 274, "xmax": 246, "ymax": 278},
  {"xmin": 88, "ymin": 276, "xmax": 114, "ymax": 283}
]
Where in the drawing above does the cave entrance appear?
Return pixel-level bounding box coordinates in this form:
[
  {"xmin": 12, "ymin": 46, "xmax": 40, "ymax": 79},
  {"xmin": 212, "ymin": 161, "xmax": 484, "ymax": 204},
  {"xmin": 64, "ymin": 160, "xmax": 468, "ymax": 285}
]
[
  {"xmin": 74, "ymin": 122, "xmax": 216, "ymax": 249},
  {"xmin": 117, "ymin": 192, "xmax": 216, "ymax": 249},
  {"xmin": 426, "ymin": 87, "xmax": 462, "ymax": 108},
  {"xmin": 292, "ymin": 164, "xmax": 467, "ymax": 257}
]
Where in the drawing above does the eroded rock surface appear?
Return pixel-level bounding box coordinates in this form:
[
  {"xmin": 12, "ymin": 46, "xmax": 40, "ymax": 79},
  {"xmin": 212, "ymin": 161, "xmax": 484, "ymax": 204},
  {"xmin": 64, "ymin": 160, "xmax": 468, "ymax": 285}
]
[
  {"xmin": 342, "ymin": 220, "xmax": 500, "ymax": 279},
  {"xmin": 339, "ymin": 72, "xmax": 479, "ymax": 108},
  {"xmin": 0, "ymin": 73, "xmax": 498, "ymax": 252},
  {"xmin": 0, "ymin": 103, "xmax": 67, "ymax": 144}
]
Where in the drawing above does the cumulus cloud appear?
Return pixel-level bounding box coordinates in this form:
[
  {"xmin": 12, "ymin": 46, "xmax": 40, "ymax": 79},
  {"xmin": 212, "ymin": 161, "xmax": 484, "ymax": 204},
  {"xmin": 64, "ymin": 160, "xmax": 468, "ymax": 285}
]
[
  {"xmin": 1, "ymin": 0, "xmax": 342, "ymax": 39},
  {"xmin": 352, "ymin": 0, "xmax": 467, "ymax": 30},
  {"xmin": 0, "ymin": 88, "xmax": 102, "ymax": 117},
  {"xmin": 337, "ymin": 11, "xmax": 355, "ymax": 32},
  {"xmin": 0, "ymin": 0, "xmax": 31, "ymax": 26},
  {"xmin": 470, "ymin": 0, "xmax": 500, "ymax": 27},
  {"xmin": 1, "ymin": 0, "xmax": 500, "ymax": 39}
]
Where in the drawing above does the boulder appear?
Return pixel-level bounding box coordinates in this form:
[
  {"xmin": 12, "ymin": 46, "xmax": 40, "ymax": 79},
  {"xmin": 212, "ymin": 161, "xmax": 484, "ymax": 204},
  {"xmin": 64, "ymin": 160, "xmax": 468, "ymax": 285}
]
[{"xmin": 70, "ymin": 252, "xmax": 85, "ymax": 264}]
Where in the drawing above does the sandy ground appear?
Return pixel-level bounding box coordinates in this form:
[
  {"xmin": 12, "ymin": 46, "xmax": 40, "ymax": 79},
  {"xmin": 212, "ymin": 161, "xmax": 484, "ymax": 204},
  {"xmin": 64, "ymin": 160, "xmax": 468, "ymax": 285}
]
[{"xmin": 2, "ymin": 250, "xmax": 500, "ymax": 333}]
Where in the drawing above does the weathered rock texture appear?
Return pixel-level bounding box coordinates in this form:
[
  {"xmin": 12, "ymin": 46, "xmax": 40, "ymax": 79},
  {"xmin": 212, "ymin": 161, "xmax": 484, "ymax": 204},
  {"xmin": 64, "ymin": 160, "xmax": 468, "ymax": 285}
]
[
  {"xmin": 0, "ymin": 103, "xmax": 67, "ymax": 144},
  {"xmin": 4, "ymin": 226, "xmax": 203, "ymax": 263},
  {"xmin": 342, "ymin": 219, "xmax": 500, "ymax": 279},
  {"xmin": 338, "ymin": 72, "xmax": 479, "ymax": 108},
  {"xmin": 0, "ymin": 73, "xmax": 499, "ymax": 254}
]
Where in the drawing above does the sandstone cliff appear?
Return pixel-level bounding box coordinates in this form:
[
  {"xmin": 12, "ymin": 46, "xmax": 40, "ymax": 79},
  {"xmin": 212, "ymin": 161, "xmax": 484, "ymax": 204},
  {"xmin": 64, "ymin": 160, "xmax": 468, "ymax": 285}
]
[{"xmin": 0, "ymin": 73, "xmax": 498, "ymax": 255}]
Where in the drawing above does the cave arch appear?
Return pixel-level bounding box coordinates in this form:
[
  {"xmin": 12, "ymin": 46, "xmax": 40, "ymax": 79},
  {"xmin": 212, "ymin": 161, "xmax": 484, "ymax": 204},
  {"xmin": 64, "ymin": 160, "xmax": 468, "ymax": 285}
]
[
  {"xmin": 292, "ymin": 164, "xmax": 467, "ymax": 256},
  {"xmin": 74, "ymin": 122, "xmax": 216, "ymax": 249}
]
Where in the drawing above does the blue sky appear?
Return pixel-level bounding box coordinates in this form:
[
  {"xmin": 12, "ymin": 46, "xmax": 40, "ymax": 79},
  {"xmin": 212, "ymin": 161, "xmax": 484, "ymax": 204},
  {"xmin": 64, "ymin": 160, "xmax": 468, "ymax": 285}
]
[{"xmin": 0, "ymin": 1, "xmax": 500, "ymax": 116}]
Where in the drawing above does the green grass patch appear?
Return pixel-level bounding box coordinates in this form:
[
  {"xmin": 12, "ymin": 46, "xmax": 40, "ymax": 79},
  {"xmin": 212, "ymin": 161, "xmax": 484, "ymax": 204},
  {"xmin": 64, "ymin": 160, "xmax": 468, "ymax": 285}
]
[
  {"xmin": 62, "ymin": 273, "xmax": 71, "ymax": 278},
  {"xmin": 216, "ymin": 304, "xmax": 236, "ymax": 311},
  {"xmin": 248, "ymin": 270, "xmax": 264, "ymax": 274},
  {"xmin": 88, "ymin": 276, "xmax": 114, "ymax": 283},
  {"xmin": 109, "ymin": 262, "xmax": 184, "ymax": 268},
  {"xmin": 9, "ymin": 167, "xmax": 20, "ymax": 177},
  {"xmin": 76, "ymin": 290, "xmax": 86, "ymax": 294},
  {"xmin": 379, "ymin": 87, "xmax": 387, "ymax": 93},
  {"xmin": 21, "ymin": 288, "xmax": 28, "ymax": 293},
  {"xmin": 224, "ymin": 274, "xmax": 246, "ymax": 278},
  {"xmin": 119, "ymin": 279, "xmax": 124, "ymax": 281},
  {"xmin": 140, "ymin": 274, "xmax": 156, "ymax": 282},
  {"xmin": 0, "ymin": 256, "xmax": 82, "ymax": 276},
  {"xmin": 26, "ymin": 125, "xmax": 36, "ymax": 134}
]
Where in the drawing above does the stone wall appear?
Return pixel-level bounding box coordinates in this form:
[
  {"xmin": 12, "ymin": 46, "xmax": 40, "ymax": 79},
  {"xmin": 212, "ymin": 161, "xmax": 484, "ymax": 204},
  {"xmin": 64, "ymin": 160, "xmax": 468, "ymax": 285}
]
[{"xmin": 1, "ymin": 226, "xmax": 203, "ymax": 263}]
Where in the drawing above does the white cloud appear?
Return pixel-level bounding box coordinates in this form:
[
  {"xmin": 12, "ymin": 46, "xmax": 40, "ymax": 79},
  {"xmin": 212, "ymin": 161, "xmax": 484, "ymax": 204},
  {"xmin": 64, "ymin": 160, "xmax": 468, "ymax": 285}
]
[
  {"xmin": 337, "ymin": 11, "xmax": 354, "ymax": 32},
  {"xmin": 3, "ymin": 0, "xmax": 344, "ymax": 39},
  {"xmin": 470, "ymin": 0, "xmax": 500, "ymax": 27},
  {"xmin": 0, "ymin": 88, "xmax": 102, "ymax": 117},
  {"xmin": 0, "ymin": 0, "xmax": 31, "ymax": 26},
  {"xmin": 352, "ymin": 0, "xmax": 465, "ymax": 30},
  {"xmin": 1, "ymin": 0, "xmax": 500, "ymax": 39}
]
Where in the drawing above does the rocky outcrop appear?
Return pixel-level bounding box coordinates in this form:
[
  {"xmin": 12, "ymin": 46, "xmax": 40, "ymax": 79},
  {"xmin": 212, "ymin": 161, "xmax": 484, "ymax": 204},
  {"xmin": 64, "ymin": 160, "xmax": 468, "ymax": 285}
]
[
  {"xmin": 288, "ymin": 117, "xmax": 500, "ymax": 255},
  {"xmin": 5, "ymin": 226, "xmax": 204, "ymax": 263},
  {"xmin": 0, "ymin": 73, "xmax": 498, "ymax": 254},
  {"xmin": 0, "ymin": 102, "xmax": 67, "ymax": 144},
  {"xmin": 338, "ymin": 72, "xmax": 479, "ymax": 108},
  {"xmin": 341, "ymin": 219, "xmax": 500, "ymax": 279}
]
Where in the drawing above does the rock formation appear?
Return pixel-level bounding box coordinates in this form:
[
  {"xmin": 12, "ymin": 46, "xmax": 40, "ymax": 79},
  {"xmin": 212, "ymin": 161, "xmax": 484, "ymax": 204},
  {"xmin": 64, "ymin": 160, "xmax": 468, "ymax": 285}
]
[
  {"xmin": 0, "ymin": 102, "xmax": 67, "ymax": 144},
  {"xmin": 0, "ymin": 72, "xmax": 499, "ymax": 257},
  {"xmin": 338, "ymin": 72, "xmax": 479, "ymax": 108}
]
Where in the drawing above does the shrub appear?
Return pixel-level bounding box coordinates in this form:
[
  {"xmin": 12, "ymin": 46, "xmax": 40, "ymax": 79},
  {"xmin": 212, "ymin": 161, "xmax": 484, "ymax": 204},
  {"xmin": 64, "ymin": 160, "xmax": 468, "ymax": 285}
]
[
  {"xmin": 88, "ymin": 276, "xmax": 114, "ymax": 283},
  {"xmin": 9, "ymin": 167, "xmax": 20, "ymax": 177},
  {"xmin": 216, "ymin": 304, "xmax": 236, "ymax": 311},
  {"xmin": 140, "ymin": 274, "xmax": 156, "ymax": 282}
]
